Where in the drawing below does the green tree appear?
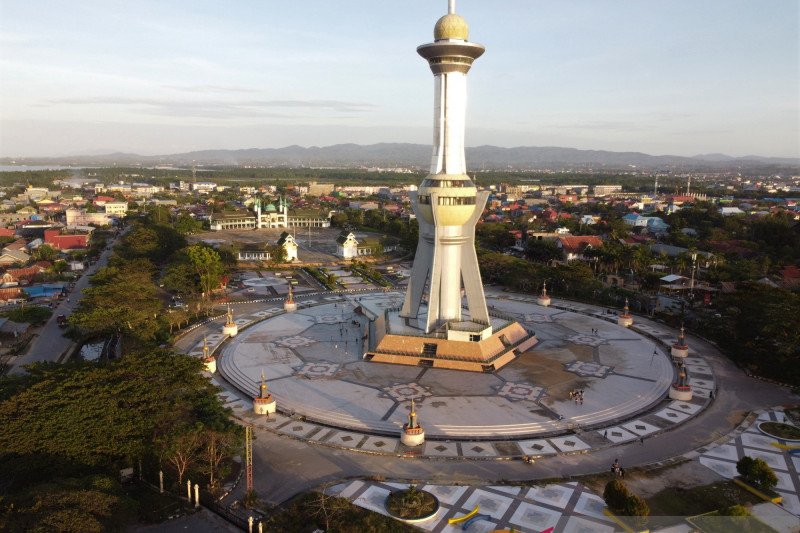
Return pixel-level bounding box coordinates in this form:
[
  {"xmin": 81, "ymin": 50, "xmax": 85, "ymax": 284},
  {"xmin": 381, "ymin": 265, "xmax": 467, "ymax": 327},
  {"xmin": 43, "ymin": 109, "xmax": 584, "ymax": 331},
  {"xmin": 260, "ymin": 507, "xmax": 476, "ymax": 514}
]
[
  {"xmin": 524, "ymin": 239, "xmax": 562, "ymax": 263},
  {"xmin": 603, "ymin": 479, "xmax": 630, "ymax": 512},
  {"xmin": 69, "ymin": 259, "xmax": 163, "ymax": 345},
  {"xmin": 186, "ymin": 244, "xmax": 224, "ymax": 301},
  {"xmin": 156, "ymin": 423, "xmax": 203, "ymax": 486},
  {"xmin": 32, "ymin": 244, "xmax": 59, "ymax": 262},
  {"xmin": 0, "ymin": 352, "xmax": 232, "ymax": 472},
  {"xmin": 174, "ymin": 214, "xmax": 203, "ymax": 235},
  {"xmin": 202, "ymin": 428, "xmax": 240, "ymax": 489}
]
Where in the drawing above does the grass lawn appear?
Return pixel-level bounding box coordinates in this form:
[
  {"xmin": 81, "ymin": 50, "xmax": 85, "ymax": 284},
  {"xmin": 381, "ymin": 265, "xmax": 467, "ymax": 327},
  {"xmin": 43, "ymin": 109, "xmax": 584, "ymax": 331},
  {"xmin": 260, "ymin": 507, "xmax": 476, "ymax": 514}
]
[
  {"xmin": 125, "ymin": 482, "xmax": 188, "ymax": 523},
  {"xmin": 759, "ymin": 421, "xmax": 800, "ymax": 440},
  {"xmin": 645, "ymin": 481, "xmax": 763, "ymax": 529},
  {"xmin": 264, "ymin": 492, "xmax": 418, "ymax": 533},
  {"xmin": 688, "ymin": 511, "xmax": 778, "ymax": 533}
]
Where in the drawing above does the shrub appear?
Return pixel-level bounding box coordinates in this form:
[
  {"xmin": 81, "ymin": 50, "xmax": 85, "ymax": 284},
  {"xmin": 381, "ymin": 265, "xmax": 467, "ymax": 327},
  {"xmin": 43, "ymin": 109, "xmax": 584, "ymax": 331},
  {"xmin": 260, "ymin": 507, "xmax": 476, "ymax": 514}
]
[
  {"xmin": 603, "ymin": 479, "xmax": 630, "ymax": 512},
  {"xmin": 719, "ymin": 504, "xmax": 750, "ymax": 517},
  {"xmin": 621, "ymin": 493, "xmax": 650, "ymax": 529},
  {"xmin": 736, "ymin": 456, "xmax": 755, "ymax": 478},
  {"xmin": 737, "ymin": 456, "xmax": 778, "ymax": 491}
]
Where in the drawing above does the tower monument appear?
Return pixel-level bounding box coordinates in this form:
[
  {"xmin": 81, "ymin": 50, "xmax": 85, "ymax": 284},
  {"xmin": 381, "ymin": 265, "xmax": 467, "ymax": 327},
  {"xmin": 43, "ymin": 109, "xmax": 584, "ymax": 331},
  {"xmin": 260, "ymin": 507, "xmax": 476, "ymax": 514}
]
[
  {"xmin": 401, "ymin": 0, "xmax": 490, "ymax": 336},
  {"xmin": 362, "ymin": 1, "xmax": 537, "ymax": 372}
]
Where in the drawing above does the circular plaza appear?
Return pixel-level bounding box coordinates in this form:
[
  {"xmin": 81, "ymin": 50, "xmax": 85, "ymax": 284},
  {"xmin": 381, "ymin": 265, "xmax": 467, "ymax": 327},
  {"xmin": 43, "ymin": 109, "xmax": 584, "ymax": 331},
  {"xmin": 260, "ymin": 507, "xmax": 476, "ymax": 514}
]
[{"xmin": 214, "ymin": 291, "xmax": 712, "ymax": 443}]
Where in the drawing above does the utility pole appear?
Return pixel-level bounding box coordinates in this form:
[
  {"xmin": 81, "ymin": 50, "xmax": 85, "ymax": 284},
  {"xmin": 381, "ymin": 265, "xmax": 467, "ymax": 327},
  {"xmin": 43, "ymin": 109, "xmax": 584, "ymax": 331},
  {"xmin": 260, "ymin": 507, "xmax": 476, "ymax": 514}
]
[{"xmin": 245, "ymin": 425, "xmax": 253, "ymax": 493}]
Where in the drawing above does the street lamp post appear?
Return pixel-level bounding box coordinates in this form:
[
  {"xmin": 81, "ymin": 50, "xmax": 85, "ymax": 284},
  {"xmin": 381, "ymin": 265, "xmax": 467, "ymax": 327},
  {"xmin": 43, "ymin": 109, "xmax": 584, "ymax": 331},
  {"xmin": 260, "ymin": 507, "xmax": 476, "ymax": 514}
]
[{"xmin": 689, "ymin": 252, "xmax": 698, "ymax": 302}]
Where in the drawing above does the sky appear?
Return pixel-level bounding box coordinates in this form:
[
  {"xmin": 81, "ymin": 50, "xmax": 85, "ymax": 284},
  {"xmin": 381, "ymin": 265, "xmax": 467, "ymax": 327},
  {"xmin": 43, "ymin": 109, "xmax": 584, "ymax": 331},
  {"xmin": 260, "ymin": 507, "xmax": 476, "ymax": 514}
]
[{"xmin": 0, "ymin": 0, "xmax": 798, "ymax": 158}]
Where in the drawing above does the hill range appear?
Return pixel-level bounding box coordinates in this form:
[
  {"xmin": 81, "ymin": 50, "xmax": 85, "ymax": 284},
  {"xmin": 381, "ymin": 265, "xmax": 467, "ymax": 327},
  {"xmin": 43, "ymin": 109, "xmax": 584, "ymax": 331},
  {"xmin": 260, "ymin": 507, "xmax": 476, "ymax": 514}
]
[{"xmin": 2, "ymin": 143, "xmax": 798, "ymax": 171}]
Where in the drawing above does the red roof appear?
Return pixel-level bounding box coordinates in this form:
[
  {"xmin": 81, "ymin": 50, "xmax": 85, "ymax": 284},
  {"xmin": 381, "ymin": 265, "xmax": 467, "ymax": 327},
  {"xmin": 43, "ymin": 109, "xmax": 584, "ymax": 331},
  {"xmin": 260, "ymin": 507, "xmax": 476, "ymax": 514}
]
[
  {"xmin": 44, "ymin": 229, "xmax": 89, "ymax": 250},
  {"xmin": 558, "ymin": 236, "xmax": 604, "ymax": 254}
]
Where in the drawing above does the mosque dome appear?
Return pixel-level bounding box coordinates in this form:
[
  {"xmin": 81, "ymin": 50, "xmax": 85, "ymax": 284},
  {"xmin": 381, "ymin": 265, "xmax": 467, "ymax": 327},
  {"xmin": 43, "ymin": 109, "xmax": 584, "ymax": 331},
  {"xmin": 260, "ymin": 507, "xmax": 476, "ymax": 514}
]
[
  {"xmin": 434, "ymin": 13, "xmax": 468, "ymax": 41},
  {"xmin": 265, "ymin": 203, "xmax": 276, "ymax": 212}
]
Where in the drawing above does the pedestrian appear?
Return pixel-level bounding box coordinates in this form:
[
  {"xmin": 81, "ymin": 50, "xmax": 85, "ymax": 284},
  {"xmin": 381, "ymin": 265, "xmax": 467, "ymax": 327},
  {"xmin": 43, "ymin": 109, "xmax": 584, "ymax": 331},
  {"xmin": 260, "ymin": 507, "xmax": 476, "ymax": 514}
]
[
  {"xmin": 640, "ymin": 436, "xmax": 644, "ymax": 445},
  {"xmin": 604, "ymin": 430, "xmax": 608, "ymax": 438},
  {"xmin": 710, "ymin": 389, "xmax": 714, "ymax": 399}
]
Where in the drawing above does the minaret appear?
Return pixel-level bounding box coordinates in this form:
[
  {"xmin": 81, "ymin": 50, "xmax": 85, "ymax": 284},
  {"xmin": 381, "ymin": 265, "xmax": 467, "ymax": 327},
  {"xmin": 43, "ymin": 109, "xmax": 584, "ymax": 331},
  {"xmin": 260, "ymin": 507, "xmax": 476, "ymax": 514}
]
[
  {"xmin": 222, "ymin": 304, "xmax": 238, "ymax": 337},
  {"xmin": 401, "ymin": 0, "xmax": 491, "ymax": 335},
  {"xmin": 400, "ymin": 398, "xmax": 425, "ymax": 447},
  {"xmin": 669, "ymin": 361, "xmax": 693, "ymax": 400},
  {"xmin": 253, "ymin": 369, "xmax": 277, "ymax": 415},
  {"xmin": 284, "ymin": 284, "xmax": 297, "ymax": 312},
  {"xmin": 671, "ymin": 324, "xmax": 689, "ymax": 358},
  {"xmin": 537, "ymin": 280, "xmax": 551, "ymax": 307},
  {"xmin": 618, "ymin": 297, "xmax": 633, "ymax": 327},
  {"xmin": 201, "ymin": 335, "xmax": 216, "ymax": 373},
  {"xmin": 254, "ymin": 197, "xmax": 263, "ymax": 229}
]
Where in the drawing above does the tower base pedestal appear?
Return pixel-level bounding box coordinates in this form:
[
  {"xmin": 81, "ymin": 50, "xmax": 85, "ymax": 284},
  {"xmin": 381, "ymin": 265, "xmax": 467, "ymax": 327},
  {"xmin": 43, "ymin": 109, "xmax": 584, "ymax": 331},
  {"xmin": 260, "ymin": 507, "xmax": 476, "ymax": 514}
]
[
  {"xmin": 536, "ymin": 296, "xmax": 551, "ymax": 307},
  {"xmin": 401, "ymin": 427, "xmax": 425, "ymax": 447},
  {"xmin": 284, "ymin": 302, "xmax": 297, "ymax": 313},
  {"xmin": 366, "ymin": 322, "xmax": 537, "ymax": 373},
  {"xmin": 223, "ymin": 324, "xmax": 238, "ymax": 337},
  {"xmin": 671, "ymin": 344, "xmax": 689, "ymax": 358},
  {"xmin": 669, "ymin": 385, "xmax": 692, "ymax": 401},
  {"xmin": 617, "ymin": 314, "xmax": 633, "ymax": 327},
  {"xmin": 204, "ymin": 358, "xmax": 217, "ymax": 373},
  {"xmin": 253, "ymin": 396, "xmax": 277, "ymax": 415}
]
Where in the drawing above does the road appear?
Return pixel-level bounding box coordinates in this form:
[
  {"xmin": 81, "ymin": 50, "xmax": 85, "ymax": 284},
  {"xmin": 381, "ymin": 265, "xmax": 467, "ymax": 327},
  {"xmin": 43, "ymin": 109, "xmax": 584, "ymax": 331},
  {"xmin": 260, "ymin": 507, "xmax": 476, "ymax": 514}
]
[{"xmin": 10, "ymin": 230, "xmax": 123, "ymax": 373}]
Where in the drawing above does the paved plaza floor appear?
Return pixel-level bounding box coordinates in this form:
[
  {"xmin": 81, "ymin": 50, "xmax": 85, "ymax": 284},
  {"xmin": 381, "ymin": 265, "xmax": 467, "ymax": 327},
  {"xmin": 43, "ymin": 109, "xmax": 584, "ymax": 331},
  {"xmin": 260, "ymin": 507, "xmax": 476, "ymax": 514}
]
[
  {"xmin": 177, "ymin": 290, "xmax": 800, "ymax": 530},
  {"xmin": 186, "ymin": 289, "xmax": 721, "ymax": 459}
]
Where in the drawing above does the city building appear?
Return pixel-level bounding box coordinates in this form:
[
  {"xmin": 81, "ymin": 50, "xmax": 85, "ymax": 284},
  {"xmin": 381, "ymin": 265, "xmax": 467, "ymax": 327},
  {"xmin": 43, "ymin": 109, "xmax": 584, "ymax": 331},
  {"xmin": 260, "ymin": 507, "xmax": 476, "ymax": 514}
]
[
  {"xmin": 277, "ymin": 232, "xmax": 298, "ymax": 262},
  {"xmin": 556, "ymin": 235, "xmax": 603, "ymax": 262},
  {"xmin": 593, "ymin": 184, "xmax": 623, "ymax": 196},
  {"xmin": 209, "ymin": 201, "xmax": 331, "ymax": 231},
  {"xmin": 103, "ymin": 202, "xmax": 128, "ymax": 216},
  {"xmin": 44, "ymin": 229, "xmax": 89, "ymax": 250},
  {"xmin": 307, "ymin": 181, "xmax": 335, "ymax": 196},
  {"xmin": 336, "ymin": 231, "xmax": 360, "ymax": 259},
  {"xmin": 65, "ymin": 208, "xmax": 113, "ymax": 227}
]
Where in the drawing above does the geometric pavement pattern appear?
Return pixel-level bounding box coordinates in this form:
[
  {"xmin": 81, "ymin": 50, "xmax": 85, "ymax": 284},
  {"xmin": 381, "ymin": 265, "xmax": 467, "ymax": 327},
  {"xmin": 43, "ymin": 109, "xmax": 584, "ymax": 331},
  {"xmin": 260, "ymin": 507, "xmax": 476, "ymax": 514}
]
[
  {"xmin": 332, "ymin": 480, "xmax": 616, "ymax": 533},
  {"xmin": 697, "ymin": 410, "xmax": 800, "ymax": 516}
]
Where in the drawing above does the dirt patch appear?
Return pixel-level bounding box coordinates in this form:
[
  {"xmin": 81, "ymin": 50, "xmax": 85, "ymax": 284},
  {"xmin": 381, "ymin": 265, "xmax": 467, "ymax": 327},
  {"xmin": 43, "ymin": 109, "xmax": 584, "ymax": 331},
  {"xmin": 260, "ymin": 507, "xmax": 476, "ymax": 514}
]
[{"xmin": 613, "ymin": 461, "xmax": 725, "ymax": 498}]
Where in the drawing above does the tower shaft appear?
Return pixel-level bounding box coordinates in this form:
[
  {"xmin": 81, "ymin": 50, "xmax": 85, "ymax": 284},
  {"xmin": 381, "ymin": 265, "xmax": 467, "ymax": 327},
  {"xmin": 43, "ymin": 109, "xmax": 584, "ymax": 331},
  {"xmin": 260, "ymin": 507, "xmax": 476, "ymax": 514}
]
[{"xmin": 401, "ymin": 2, "xmax": 490, "ymax": 334}]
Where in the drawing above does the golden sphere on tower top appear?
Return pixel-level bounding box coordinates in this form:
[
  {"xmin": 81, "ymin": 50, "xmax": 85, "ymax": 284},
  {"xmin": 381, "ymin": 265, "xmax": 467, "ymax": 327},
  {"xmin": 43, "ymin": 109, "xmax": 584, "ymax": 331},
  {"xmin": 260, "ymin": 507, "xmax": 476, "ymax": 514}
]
[{"xmin": 434, "ymin": 13, "xmax": 468, "ymax": 40}]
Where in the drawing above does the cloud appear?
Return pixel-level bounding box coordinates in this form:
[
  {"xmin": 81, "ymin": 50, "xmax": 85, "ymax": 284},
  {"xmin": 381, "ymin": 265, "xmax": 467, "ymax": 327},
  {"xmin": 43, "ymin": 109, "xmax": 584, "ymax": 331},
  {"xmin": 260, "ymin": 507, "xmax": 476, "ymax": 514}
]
[
  {"xmin": 161, "ymin": 84, "xmax": 260, "ymax": 94},
  {"xmin": 42, "ymin": 96, "xmax": 377, "ymax": 119}
]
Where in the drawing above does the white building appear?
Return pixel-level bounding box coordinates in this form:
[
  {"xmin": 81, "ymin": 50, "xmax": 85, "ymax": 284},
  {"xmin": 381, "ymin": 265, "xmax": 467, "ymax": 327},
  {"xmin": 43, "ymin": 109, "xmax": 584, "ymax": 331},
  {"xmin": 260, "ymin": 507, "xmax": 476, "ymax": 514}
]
[
  {"xmin": 336, "ymin": 232, "xmax": 360, "ymax": 259},
  {"xmin": 103, "ymin": 202, "xmax": 128, "ymax": 216},
  {"xmin": 277, "ymin": 232, "xmax": 299, "ymax": 262},
  {"xmin": 593, "ymin": 185, "xmax": 623, "ymax": 196},
  {"xmin": 65, "ymin": 208, "xmax": 113, "ymax": 226}
]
